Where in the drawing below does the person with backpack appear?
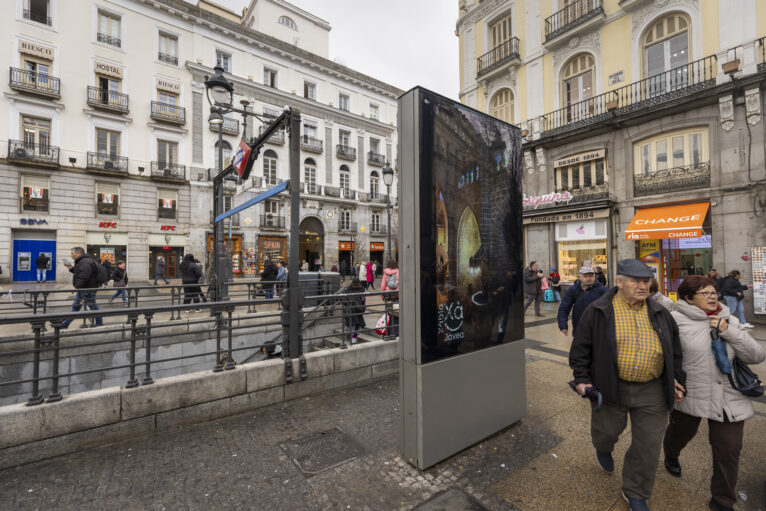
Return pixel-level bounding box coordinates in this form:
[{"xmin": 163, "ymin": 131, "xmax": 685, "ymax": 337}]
[
  {"xmin": 343, "ymin": 277, "xmax": 367, "ymax": 343},
  {"xmin": 260, "ymin": 255, "xmax": 278, "ymax": 299},
  {"xmin": 108, "ymin": 260, "xmax": 129, "ymax": 306},
  {"xmin": 549, "ymin": 267, "xmax": 562, "ymax": 302},
  {"xmin": 381, "ymin": 259, "xmax": 399, "ymax": 337},
  {"xmin": 557, "ymin": 266, "xmax": 607, "ymax": 336},
  {"xmin": 194, "ymin": 259, "xmax": 207, "ymax": 303},
  {"xmin": 35, "ymin": 252, "xmax": 49, "ymax": 282},
  {"xmin": 61, "ymin": 247, "xmax": 104, "ymax": 328},
  {"xmin": 523, "ymin": 261, "xmax": 545, "ymax": 316},
  {"xmin": 180, "ymin": 254, "xmax": 203, "ymax": 308},
  {"xmin": 101, "ymin": 257, "xmax": 112, "ymax": 287},
  {"xmin": 276, "ymin": 260, "xmax": 287, "ymax": 296}
]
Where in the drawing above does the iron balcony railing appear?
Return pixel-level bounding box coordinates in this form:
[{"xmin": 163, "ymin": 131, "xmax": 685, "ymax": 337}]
[
  {"xmin": 340, "ymin": 188, "xmax": 355, "ymax": 200},
  {"xmin": 545, "ymin": 0, "xmax": 603, "ymax": 41},
  {"xmin": 370, "ymin": 224, "xmax": 387, "ymax": 235},
  {"xmin": 339, "ymin": 221, "xmax": 358, "ymax": 233},
  {"xmin": 86, "ymin": 152, "xmax": 128, "ymax": 173},
  {"xmin": 151, "ymin": 101, "xmax": 186, "ymax": 124},
  {"xmin": 210, "ymin": 117, "xmax": 240, "ymax": 135},
  {"xmin": 259, "ymin": 125, "xmax": 285, "ymax": 145},
  {"xmin": 633, "ymin": 162, "xmax": 710, "ymax": 197},
  {"xmin": 7, "ymin": 139, "xmax": 59, "ymax": 165},
  {"xmin": 23, "ymin": 8, "xmax": 51, "ymax": 25},
  {"xmin": 336, "ymin": 144, "xmax": 357, "ymax": 160},
  {"xmin": 368, "ymin": 151, "xmax": 386, "ymax": 166},
  {"xmin": 542, "ymin": 54, "xmax": 718, "ymax": 135},
  {"xmin": 97, "ymin": 33, "xmax": 121, "ymax": 47},
  {"xmin": 158, "ymin": 52, "xmax": 179, "ymax": 65},
  {"xmin": 759, "ymin": 37, "xmax": 766, "ymax": 72},
  {"xmin": 300, "ymin": 182, "xmax": 321, "ymax": 195},
  {"xmin": 300, "ymin": 135, "xmax": 323, "ymax": 153},
  {"xmin": 150, "ymin": 161, "xmax": 186, "ymax": 180},
  {"xmin": 477, "ymin": 37, "xmax": 520, "ymax": 77},
  {"xmin": 9, "ymin": 67, "xmax": 61, "ymax": 97},
  {"xmin": 87, "ymin": 86, "xmax": 129, "ymax": 113},
  {"xmin": 259, "ymin": 214, "xmax": 286, "ymax": 229}
]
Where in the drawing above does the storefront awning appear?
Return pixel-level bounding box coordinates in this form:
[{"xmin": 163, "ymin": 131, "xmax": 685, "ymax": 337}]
[{"xmin": 625, "ymin": 202, "xmax": 709, "ymax": 240}]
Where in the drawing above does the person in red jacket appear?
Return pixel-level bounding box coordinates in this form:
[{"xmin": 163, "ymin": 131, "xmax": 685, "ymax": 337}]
[
  {"xmin": 365, "ymin": 261, "xmax": 375, "ymax": 290},
  {"xmin": 549, "ymin": 267, "xmax": 562, "ymax": 302}
]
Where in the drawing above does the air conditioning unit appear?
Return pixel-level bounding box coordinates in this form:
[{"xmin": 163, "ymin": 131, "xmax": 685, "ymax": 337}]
[
  {"xmin": 103, "ymin": 160, "xmax": 114, "ymax": 169},
  {"xmin": 13, "ymin": 147, "xmax": 28, "ymax": 159}
]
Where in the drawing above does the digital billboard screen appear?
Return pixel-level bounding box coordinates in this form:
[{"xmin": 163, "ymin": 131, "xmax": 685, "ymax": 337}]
[{"xmin": 416, "ymin": 89, "xmax": 524, "ymax": 364}]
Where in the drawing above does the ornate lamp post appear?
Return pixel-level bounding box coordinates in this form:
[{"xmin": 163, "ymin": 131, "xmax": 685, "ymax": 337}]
[{"xmin": 382, "ymin": 162, "xmax": 394, "ymax": 264}]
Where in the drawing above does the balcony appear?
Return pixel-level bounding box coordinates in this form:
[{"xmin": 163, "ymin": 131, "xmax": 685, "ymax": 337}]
[
  {"xmin": 759, "ymin": 37, "xmax": 766, "ymax": 73},
  {"xmin": 324, "ymin": 186, "xmax": 340, "ymax": 198},
  {"xmin": 633, "ymin": 162, "xmax": 710, "ymax": 197},
  {"xmin": 7, "ymin": 140, "xmax": 59, "ymax": 166},
  {"xmin": 367, "ymin": 151, "xmax": 385, "ymax": 166},
  {"xmin": 150, "ymin": 101, "xmax": 186, "ymax": 125},
  {"xmin": 300, "ymin": 135, "xmax": 323, "ymax": 153},
  {"xmin": 340, "ymin": 188, "xmax": 356, "ymax": 200},
  {"xmin": 97, "ymin": 33, "xmax": 121, "ymax": 48},
  {"xmin": 300, "ymin": 182, "xmax": 322, "ymax": 195},
  {"xmin": 158, "ymin": 52, "xmax": 178, "ymax": 66},
  {"xmin": 9, "ymin": 67, "xmax": 61, "ymax": 99},
  {"xmin": 541, "ymin": 54, "xmax": 718, "ymax": 137},
  {"xmin": 544, "ymin": 0, "xmax": 605, "ymax": 48},
  {"xmin": 210, "ymin": 211, "xmax": 239, "ymax": 226},
  {"xmin": 87, "ymin": 86, "xmax": 129, "ymax": 113},
  {"xmin": 259, "ymin": 214, "xmax": 286, "ymax": 229},
  {"xmin": 336, "ymin": 144, "xmax": 357, "ymax": 161},
  {"xmin": 477, "ymin": 37, "xmax": 520, "ymax": 78},
  {"xmin": 86, "ymin": 152, "xmax": 128, "ymax": 175},
  {"xmin": 150, "ymin": 162, "xmax": 186, "ymax": 182},
  {"xmin": 23, "ymin": 9, "xmax": 51, "ymax": 25},
  {"xmin": 338, "ymin": 221, "xmax": 358, "ymax": 233},
  {"xmin": 370, "ymin": 224, "xmax": 387, "ymax": 235},
  {"xmin": 210, "ymin": 117, "xmax": 240, "ymax": 136},
  {"xmin": 258, "ymin": 125, "xmax": 285, "ymax": 145}
]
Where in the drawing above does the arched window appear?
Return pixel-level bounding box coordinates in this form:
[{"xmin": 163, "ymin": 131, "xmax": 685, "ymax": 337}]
[
  {"xmin": 304, "ymin": 158, "xmax": 317, "ymax": 194},
  {"xmin": 263, "ymin": 149, "xmax": 277, "ymax": 186},
  {"xmin": 643, "ymin": 13, "xmax": 690, "ymax": 95},
  {"xmin": 214, "ymin": 140, "xmax": 232, "ymax": 169},
  {"xmin": 278, "ymin": 16, "xmax": 297, "ymax": 30},
  {"xmin": 339, "ymin": 164, "xmax": 350, "ymax": 198},
  {"xmin": 370, "ymin": 171, "xmax": 379, "ymax": 200},
  {"xmin": 490, "ymin": 89, "xmax": 514, "ymax": 123},
  {"xmin": 561, "ymin": 53, "xmax": 595, "ymax": 121}
]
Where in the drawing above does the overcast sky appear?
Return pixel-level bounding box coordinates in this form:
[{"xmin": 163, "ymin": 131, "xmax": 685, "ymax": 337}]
[{"xmin": 212, "ymin": 0, "xmax": 460, "ymax": 99}]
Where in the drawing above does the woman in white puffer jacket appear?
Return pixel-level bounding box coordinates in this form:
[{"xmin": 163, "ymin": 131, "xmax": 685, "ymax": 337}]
[{"xmin": 661, "ymin": 275, "xmax": 765, "ymax": 511}]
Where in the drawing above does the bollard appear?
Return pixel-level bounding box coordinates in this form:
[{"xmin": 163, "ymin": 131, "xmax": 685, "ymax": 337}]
[
  {"xmin": 142, "ymin": 313, "xmax": 155, "ymax": 385},
  {"xmin": 126, "ymin": 314, "xmax": 139, "ymax": 388},
  {"xmin": 47, "ymin": 321, "xmax": 63, "ymax": 402},
  {"xmin": 26, "ymin": 321, "xmax": 45, "ymax": 406}
]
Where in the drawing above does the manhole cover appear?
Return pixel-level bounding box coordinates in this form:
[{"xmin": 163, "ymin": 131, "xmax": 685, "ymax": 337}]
[
  {"xmin": 412, "ymin": 488, "xmax": 490, "ymax": 511},
  {"xmin": 279, "ymin": 426, "xmax": 365, "ymax": 476}
]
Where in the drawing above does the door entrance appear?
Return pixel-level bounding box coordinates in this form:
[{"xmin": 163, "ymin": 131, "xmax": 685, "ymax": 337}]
[
  {"xmin": 149, "ymin": 247, "xmax": 184, "ymax": 279},
  {"xmin": 13, "ymin": 239, "xmax": 56, "ymax": 282},
  {"xmin": 299, "ymin": 217, "xmax": 324, "ymax": 271}
]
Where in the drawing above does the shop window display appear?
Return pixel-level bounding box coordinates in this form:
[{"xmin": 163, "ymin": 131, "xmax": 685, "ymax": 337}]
[{"xmin": 558, "ymin": 240, "xmax": 608, "ymax": 282}]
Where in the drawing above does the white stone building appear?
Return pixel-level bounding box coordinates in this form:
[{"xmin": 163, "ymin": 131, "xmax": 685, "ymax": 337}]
[{"xmin": 0, "ymin": 0, "xmax": 401, "ymax": 283}]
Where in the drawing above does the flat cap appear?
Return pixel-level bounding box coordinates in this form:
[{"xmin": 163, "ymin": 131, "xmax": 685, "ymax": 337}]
[
  {"xmin": 617, "ymin": 259, "xmax": 653, "ymax": 278},
  {"xmin": 579, "ymin": 266, "xmax": 595, "ymax": 274}
]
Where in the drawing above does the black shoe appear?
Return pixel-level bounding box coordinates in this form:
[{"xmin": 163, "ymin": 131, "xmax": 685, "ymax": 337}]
[
  {"xmin": 664, "ymin": 457, "xmax": 681, "ymax": 477},
  {"xmin": 622, "ymin": 490, "xmax": 650, "ymax": 511},
  {"xmin": 595, "ymin": 450, "xmax": 614, "ymax": 473},
  {"xmin": 708, "ymin": 498, "xmax": 734, "ymax": 511}
]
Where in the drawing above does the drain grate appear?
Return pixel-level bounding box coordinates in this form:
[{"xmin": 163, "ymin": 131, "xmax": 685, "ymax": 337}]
[
  {"xmin": 412, "ymin": 488, "xmax": 490, "ymax": 511},
  {"xmin": 279, "ymin": 426, "xmax": 365, "ymax": 477}
]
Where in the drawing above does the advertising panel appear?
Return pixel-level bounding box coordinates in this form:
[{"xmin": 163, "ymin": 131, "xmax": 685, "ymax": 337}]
[{"xmin": 752, "ymin": 247, "xmax": 766, "ymax": 315}]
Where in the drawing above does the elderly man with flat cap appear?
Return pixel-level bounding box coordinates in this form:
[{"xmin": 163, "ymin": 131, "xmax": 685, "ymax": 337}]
[{"xmin": 569, "ymin": 259, "xmax": 686, "ymax": 511}]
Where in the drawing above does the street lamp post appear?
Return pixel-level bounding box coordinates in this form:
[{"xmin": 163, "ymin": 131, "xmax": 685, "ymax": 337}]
[{"xmin": 382, "ymin": 162, "xmax": 394, "ymax": 265}]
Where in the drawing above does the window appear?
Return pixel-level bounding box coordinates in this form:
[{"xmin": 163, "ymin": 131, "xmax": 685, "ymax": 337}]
[
  {"xmin": 214, "ymin": 140, "xmax": 232, "ymax": 169},
  {"xmin": 369, "ymin": 103, "xmax": 379, "ymax": 120},
  {"xmin": 338, "ymin": 93, "xmax": 349, "ymax": 112},
  {"xmin": 264, "ymin": 199, "xmax": 279, "ymax": 214},
  {"xmin": 263, "ymin": 67, "xmax": 277, "ymax": 88},
  {"xmin": 216, "ymin": 50, "xmax": 231, "ymax": 73},
  {"xmin": 97, "ymin": 182, "xmax": 119, "ymax": 216},
  {"xmin": 562, "ymin": 54, "xmax": 594, "ymax": 121},
  {"xmin": 20, "ymin": 174, "xmax": 49, "ymax": 212},
  {"xmin": 339, "ymin": 165, "xmax": 350, "ymax": 197},
  {"xmin": 22, "ymin": 57, "xmax": 50, "ymax": 88},
  {"xmin": 491, "ymin": 89, "xmax": 514, "ymax": 123},
  {"xmin": 21, "ymin": 116, "xmax": 51, "ymax": 159},
  {"xmin": 303, "ymin": 121, "xmax": 317, "ymax": 139},
  {"xmin": 224, "ymin": 194, "xmax": 232, "ymax": 212},
  {"xmin": 278, "ymin": 16, "xmax": 297, "ymax": 30},
  {"xmin": 370, "ymin": 171, "xmax": 379, "ymax": 199},
  {"xmin": 96, "ymin": 128, "xmax": 120, "ymax": 158},
  {"xmin": 372, "ymin": 213, "xmax": 381, "ymax": 232},
  {"xmin": 490, "ymin": 14, "xmax": 511, "ymax": 50},
  {"xmin": 304, "ymin": 81, "xmax": 316, "ymax": 100},
  {"xmin": 370, "ymin": 138, "xmax": 381, "ymax": 155},
  {"xmin": 634, "ymin": 128, "xmax": 707, "ymax": 176},
  {"xmin": 304, "ymin": 159, "xmax": 317, "ymax": 194},
  {"xmin": 555, "ymin": 159, "xmax": 606, "ymax": 192},
  {"xmin": 339, "ymin": 130, "xmax": 350, "ymax": 147},
  {"xmin": 157, "ymin": 189, "xmax": 178, "ymax": 219},
  {"xmin": 157, "ymin": 91, "xmax": 178, "ymax": 115},
  {"xmin": 158, "ymin": 32, "xmax": 178, "ymax": 65},
  {"xmin": 340, "ymin": 210, "xmax": 350, "ymax": 230},
  {"xmin": 98, "ymin": 11, "xmax": 121, "ymax": 47},
  {"xmin": 24, "ymin": 0, "xmax": 50, "ymax": 25},
  {"xmin": 157, "ymin": 140, "xmax": 178, "ymax": 168},
  {"xmin": 263, "ymin": 149, "xmax": 277, "ymax": 185},
  {"xmin": 95, "ymin": 75, "xmax": 122, "ymax": 106},
  {"xmin": 643, "ymin": 14, "xmax": 690, "ymax": 96}
]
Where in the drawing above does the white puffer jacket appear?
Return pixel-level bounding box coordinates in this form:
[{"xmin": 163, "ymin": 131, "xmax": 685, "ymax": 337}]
[{"xmin": 671, "ymin": 300, "xmax": 766, "ymax": 422}]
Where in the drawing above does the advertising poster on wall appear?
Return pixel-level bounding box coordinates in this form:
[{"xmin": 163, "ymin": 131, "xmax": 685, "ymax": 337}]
[
  {"xmin": 752, "ymin": 247, "xmax": 766, "ymax": 315},
  {"xmin": 418, "ymin": 90, "xmax": 524, "ymax": 364},
  {"xmin": 639, "ymin": 240, "xmax": 661, "ymax": 286},
  {"xmin": 100, "ymin": 247, "xmax": 115, "ymax": 264}
]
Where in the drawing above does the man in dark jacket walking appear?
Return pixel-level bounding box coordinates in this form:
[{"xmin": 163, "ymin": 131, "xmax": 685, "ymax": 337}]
[
  {"xmin": 557, "ymin": 266, "xmax": 607, "ymax": 336},
  {"xmin": 522, "ymin": 261, "xmax": 544, "ymax": 316},
  {"xmin": 569, "ymin": 259, "xmax": 685, "ymax": 511},
  {"xmin": 61, "ymin": 247, "xmax": 103, "ymax": 328},
  {"xmin": 260, "ymin": 256, "xmax": 278, "ymax": 299},
  {"xmin": 35, "ymin": 252, "xmax": 49, "ymax": 282}
]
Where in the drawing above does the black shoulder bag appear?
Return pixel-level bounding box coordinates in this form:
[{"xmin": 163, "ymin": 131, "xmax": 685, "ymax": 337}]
[{"xmin": 727, "ymin": 357, "xmax": 764, "ymax": 398}]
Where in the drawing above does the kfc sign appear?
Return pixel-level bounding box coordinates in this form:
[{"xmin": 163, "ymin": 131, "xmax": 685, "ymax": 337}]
[
  {"xmin": 160, "ymin": 225, "xmax": 176, "ymax": 231},
  {"xmin": 99, "ymin": 222, "xmax": 118, "ymax": 228}
]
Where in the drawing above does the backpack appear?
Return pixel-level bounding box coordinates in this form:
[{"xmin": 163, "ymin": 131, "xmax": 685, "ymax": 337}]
[
  {"xmin": 94, "ymin": 262, "xmax": 110, "ymax": 286},
  {"xmin": 551, "ymin": 275, "xmax": 560, "ymax": 285},
  {"xmin": 385, "ymin": 272, "xmax": 399, "ymax": 290}
]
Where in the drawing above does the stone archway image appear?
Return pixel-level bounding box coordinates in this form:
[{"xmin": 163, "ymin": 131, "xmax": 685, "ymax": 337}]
[{"xmin": 456, "ymin": 207, "xmax": 481, "ymax": 294}]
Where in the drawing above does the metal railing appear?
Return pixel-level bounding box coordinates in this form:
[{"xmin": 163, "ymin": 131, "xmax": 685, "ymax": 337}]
[
  {"xmin": 210, "ymin": 117, "xmax": 240, "ymax": 135},
  {"xmin": 542, "ymin": 54, "xmax": 718, "ymax": 135},
  {"xmin": 151, "ymin": 101, "xmax": 186, "ymax": 124},
  {"xmin": 336, "ymin": 144, "xmax": 357, "ymax": 160},
  {"xmin": 759, "ymin": 37, "xmax": 766, "ymax": 72},
  {"xmin": 300, "ymin": 182, "xmax": 321, "ymax": 195},
  {"xmin": 7, "ymin": 139, "xmax": 60, "ymax": 165},
  {"xmin": 545, "ymin": 0, "xmax": 603, "ymax": 41},
  {"xmin": 370, "ymin": 224, "xmax": 387, "ymax": 235},
  {"xmin": 368, "ymin": 151, "xmax": 385, "ymax": 166},
  {"xmin": 477, "ymin": 37, "xmax": 520, "ymax": 77},
  {"xmin": 339, "ymin": 221, "xmax": 358, "ymax": 233},
  {"xmin": 9, "ymin": 67, "xmax": 61, "ymax": 97},
  {"xmin": 633, "ymin": 162, "xmax": 710, "ymax": 197},
  {"xmin": 23, "ymin": 8, "xmax": 51, "ymax": 25},
  {"xmin": 87, "ymin": 152, "xmax": 129, "ymax": 173},
  {"xmin": 260, "ymin": 214, "xmax": 286, "ymax": 228},
  {"xmin": 340, "ymin": 188, "xmax": 355, "ymax": 200},
  {"xmin": 158, "ymin": 52, "xmax": 178, "ymax": 65},
  {"xmin": 300, "ymin": 135, "xmax": 323, "ymax": 153},
  {"xmin": 97, "ymin": 33, "xmax": 121, "ymax": 47},
  {"xmin": 150, "ymin": 161, "xmax": 186, "ymax": 180},
  {"xmin": 87, "ymin": 86, "xmax": 129, "ymax": 112},
  {"xmin": 259, "ymin": 125, "xmax": 285, "ymax": 145}
]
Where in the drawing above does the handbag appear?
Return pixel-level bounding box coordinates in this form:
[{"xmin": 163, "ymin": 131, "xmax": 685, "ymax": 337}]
[
  {"xmin": 727, "ymin": 356, "xmax": 765, "ymax": 397},
  {"xmin": 375, "ymin": 313, "xmax": 390, "ymax": 335}
]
